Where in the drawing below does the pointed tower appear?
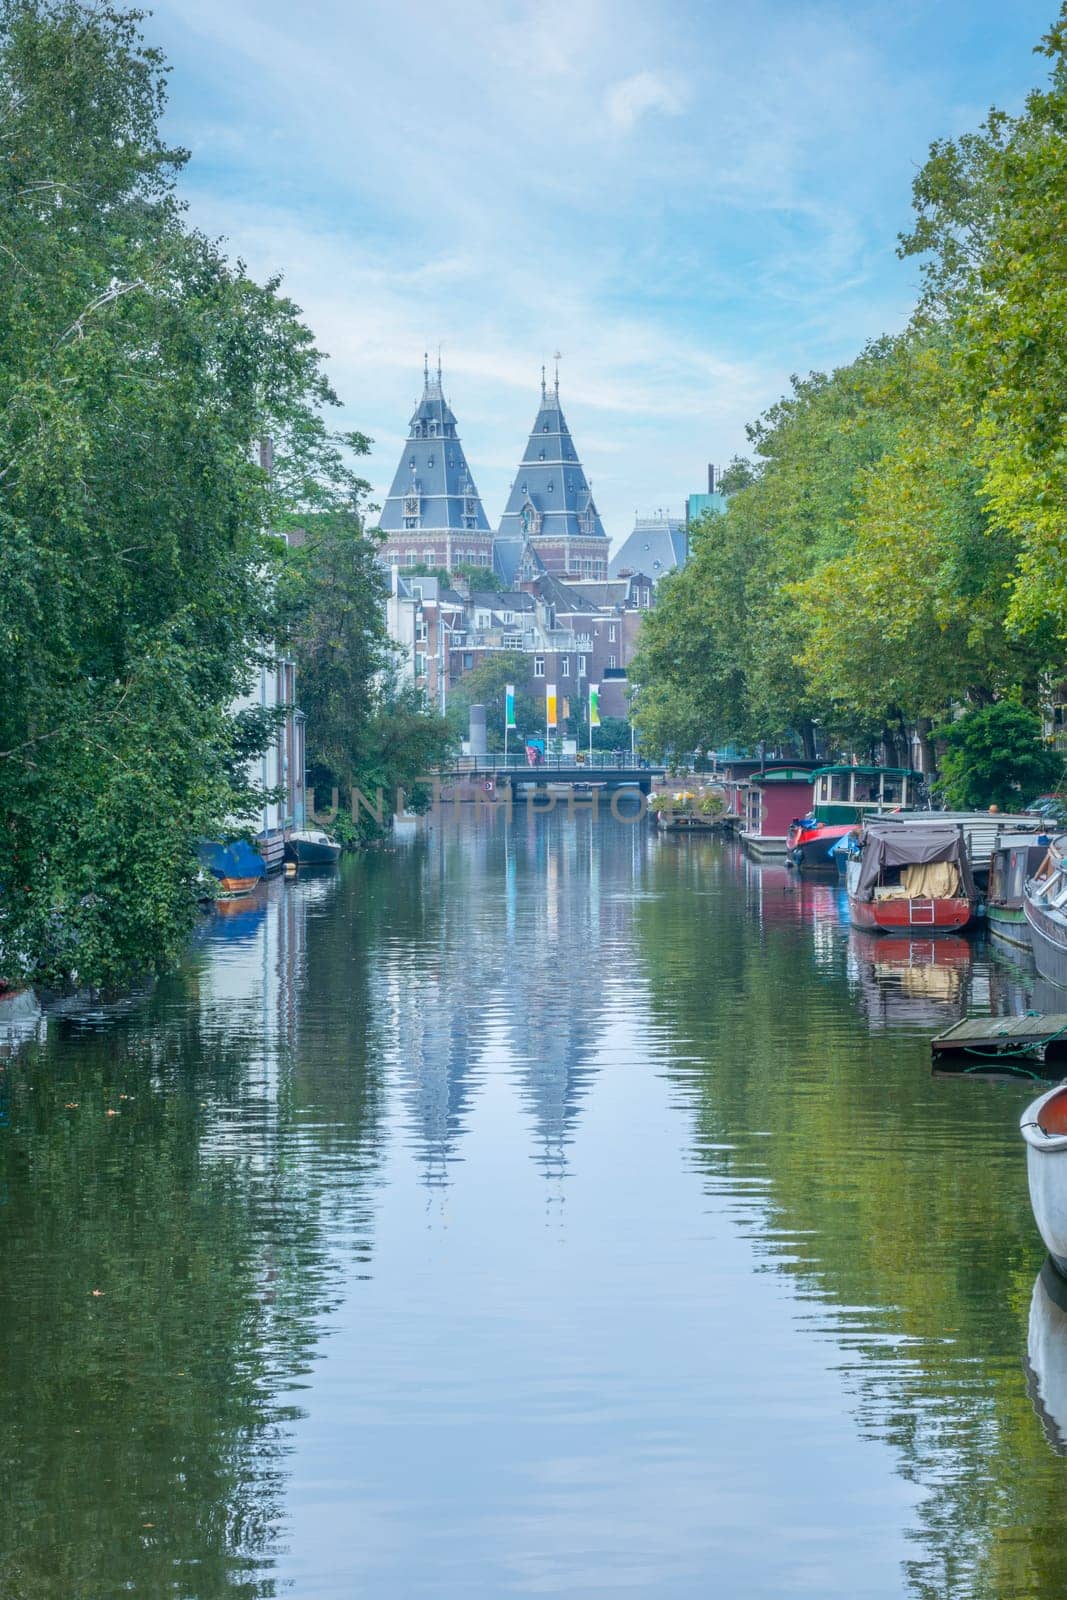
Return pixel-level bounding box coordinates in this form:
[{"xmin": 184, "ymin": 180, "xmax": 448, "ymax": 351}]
[
  {"xmin": 496, "ymin": 365, "xmax": 609, "ymax": 580},
  {"xmin": 378, "ymin": 358, "xmax": 493, "ymax": 572}
]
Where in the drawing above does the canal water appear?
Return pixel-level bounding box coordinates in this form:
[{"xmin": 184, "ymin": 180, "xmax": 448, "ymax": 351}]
[{"xmin": 2, "ymin": 809, "xmax": 1066, "ymax": 1598}]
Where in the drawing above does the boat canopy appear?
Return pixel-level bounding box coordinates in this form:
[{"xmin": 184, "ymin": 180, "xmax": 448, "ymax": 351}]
[
  {"xmin": 197, "ymin": 839, "xmax": 266, "ymax": 882},
  {"xmin": 853, "ymin": 821, "xmax": 975, "ymax": 903}
]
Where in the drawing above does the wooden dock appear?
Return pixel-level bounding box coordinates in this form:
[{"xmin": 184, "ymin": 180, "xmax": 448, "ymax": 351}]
[{"xmin": 932, "ymin": 1014, "xmax": 1067, "ymax": 1063}]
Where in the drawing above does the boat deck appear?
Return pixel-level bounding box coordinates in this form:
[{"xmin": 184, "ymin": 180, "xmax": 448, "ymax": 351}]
[{"xmin": 931, "ymin": 1014, "xmax": 1067, "ymax": 1063}]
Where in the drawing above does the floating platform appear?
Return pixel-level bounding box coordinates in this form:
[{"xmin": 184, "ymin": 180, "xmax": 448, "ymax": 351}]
[{"xmin": 932, "ymin": 1014, "xmax": 1067, "ymax": 1065}]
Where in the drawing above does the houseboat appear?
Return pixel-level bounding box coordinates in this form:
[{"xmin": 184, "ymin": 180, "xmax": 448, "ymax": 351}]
[
  {"xmin": 787, "ymin": 765, "xmax": 919, "ymax": 872},
  {"xmin": 846, "ymin": 820, "xmax": 977, "ymax": 932},
  {"xmin": 988, "ymin": 834, "xmax": 1049, "ymax": 950},
  {"xmin": 740, "ymin": 763, "xmax": 818, "ymax": 859},
  {"xmin": 1025, "ymin": 837, "xmax": 1067, "ymax": 988}
]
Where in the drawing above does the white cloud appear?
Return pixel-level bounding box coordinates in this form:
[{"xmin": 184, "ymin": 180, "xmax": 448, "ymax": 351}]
[{"xmin": 604, "ymin": 71, "xmax": 687, "ymax": 134}]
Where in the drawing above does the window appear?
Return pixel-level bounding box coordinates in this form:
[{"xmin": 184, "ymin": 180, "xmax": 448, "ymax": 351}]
[
  {"xmin": 561, "ymin": 657, "xmax": 570, "ymax": 677},
  {"xmin": 427, "ymin": 455, "xmax": 434, "ymax": 468},
  {"xmin": 424, "ymin": 549, "xmax": 435, "ymax": 565},
  {"xmin": 463, "ymin": 653, "xmax": 474, "ymax": 671},
  {"xmin": 578, "ymin": 654, "xmax": 587, "ymax": 676},
  {"xmin": 608, "ymin": 654, "xmax": 617, "ymax": 669},
  {"xmin": 503, "ymin": 611, "xmax": 514, "ymax": 625},
  {"xmin": 463, "ymin": 516, "xmax": 477, "ymax": 529},
  {"xmin": 404, "ymin": 517, "xmax": 418, "ymax": 530},
  {"xmin": 415, "ymin": 620, "xmax": 427, "ymax": 643},
  {"xmin": 521, "ymin": 482, "xmax": 527, "ymax": 495},
  {"xmin": 609, "ymin": 623, "xmax": 617, "ymax": 642},
  {"xmin": 415, "ymin": 651, "xmax": 427, "ymax": 676},
  {"xmin": 534, "ymin": 656, "xmax": 545, "ymax": 678},
  {"xmin": 547, "ymin": 481, "xmax": 554, "ymax": 493},
  {"xmin": 538, "ymin": 450, "xmax": 545, "ymax": 461},
  {"xmin": 405, "ymin": 550, "xmax": 417, "ymax": 566}
]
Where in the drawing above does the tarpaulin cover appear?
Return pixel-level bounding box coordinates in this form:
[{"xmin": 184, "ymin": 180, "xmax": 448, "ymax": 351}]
[
  {"xmin": 853, "ymin": 821, "xmax": 975, "ymax": 902},
  {"xmin": 197, "ymin": 839, "xmax": 266, "ymax": 882}
]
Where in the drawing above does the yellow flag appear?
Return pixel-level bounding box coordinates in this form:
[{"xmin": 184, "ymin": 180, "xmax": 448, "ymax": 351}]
[{"xmin": 546, "ymin": 684, "xmax": 558, "ymax": 729}]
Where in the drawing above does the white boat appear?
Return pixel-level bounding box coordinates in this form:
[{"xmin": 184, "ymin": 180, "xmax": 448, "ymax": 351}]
[
  {"xmin": 1021, "ymin": 1082, "xmax": 1067, "ymax": 1274},
  {"xmin": 1025, "ymin": 836, "xmax": 1067, "ymax": 988}
]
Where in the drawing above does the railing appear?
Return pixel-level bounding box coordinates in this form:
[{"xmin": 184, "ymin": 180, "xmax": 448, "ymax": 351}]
[{"xmin": 443, "ymin": 753, "xmax": 660, "ymax": 773}]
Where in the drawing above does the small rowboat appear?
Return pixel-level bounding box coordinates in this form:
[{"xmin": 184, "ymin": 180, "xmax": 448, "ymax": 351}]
[{"xmin": 1021, "ymin": 1083, "xmax": 1067, "ymax": 1276}]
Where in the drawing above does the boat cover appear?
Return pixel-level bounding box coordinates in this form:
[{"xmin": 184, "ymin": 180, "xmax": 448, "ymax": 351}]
[
  {"xmin": 197, "ymin": 839, "xmax": 266, "ymax": 882},
  {"xmin": 853, "ymin": 821, "xmax": 975, "ymax": 903}
]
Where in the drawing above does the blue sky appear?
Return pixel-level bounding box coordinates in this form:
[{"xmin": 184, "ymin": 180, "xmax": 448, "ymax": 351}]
[{"xmin": 148, "ymin": 0, "xmax": 1056, "ymax": 547}]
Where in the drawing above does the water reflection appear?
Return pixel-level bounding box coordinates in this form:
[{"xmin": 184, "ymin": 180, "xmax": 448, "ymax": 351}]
[
  {"xmin": 1027, "ymin": 1259, "xmax": 1067, "ymax": 1455},
  {"xmin": 5, "ymin": 820, "xmax": 1067, "ymax": 1596}
]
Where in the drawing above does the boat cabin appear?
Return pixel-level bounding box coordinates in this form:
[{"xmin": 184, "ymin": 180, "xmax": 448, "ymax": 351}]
[
  {"xmin": 989, "ymin": 838, "xmax": 1048, "ymax": 910},
  {"xmin": 810, "ymin": 765, "xmax": 919, "ymax": 825},
  {"xmin": 743, "ymin": 765, "xmax": 817, "ymax": 841}
]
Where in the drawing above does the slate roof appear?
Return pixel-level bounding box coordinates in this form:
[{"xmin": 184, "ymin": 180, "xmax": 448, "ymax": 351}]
[
  {"xmin": 609, "ymin": 513, "xmax": 688, "ymax": 580},
  {"xmin": 492, "ymin": 535, "xmax": 546, "ymax": 587},
  {"xmin": 498, "ymin": 375, "xmax": 607, "ymax": 542},
  {"xmin": 379, "ymin": 360, "xmax": 491, "ymax": 535}
]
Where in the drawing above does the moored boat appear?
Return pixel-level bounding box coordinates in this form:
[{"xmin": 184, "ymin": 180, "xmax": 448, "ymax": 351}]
[
  {"xmin": 1021, "ymin": 1083, "xmax": 1067, "ymax": 1277},
  {"xmin": 1025, "ymin": 836, "xmax": 1067, "ymax": 988},
  {"xmin": 846, "ymin": 819, "xmax": 977, "ymax": 932},
  {"xmin": 988, "ymin": 834, "xmax": 1048, "ymax": 949},
  {"xmin": 285, "ymin": 828, "xmax": 342, "ymax": 866},
  {"xmin": 787, "ymin": 764, "xmax": 919, "ymax": 872},
  {"xmin": 196, "ymin": 839, "xmax": 267, "ymax": 899}
]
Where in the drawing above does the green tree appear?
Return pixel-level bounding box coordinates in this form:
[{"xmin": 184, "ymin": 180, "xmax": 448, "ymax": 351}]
[
  {"xmin": 0, "ymin": 0, "xmax": 318, "ymax": 988},
  {"xmin": 934, "ymin": 702, "xmax": 1062, "ymax": 811},
  {"xmin": 446, "ymin": 652, "xmax": 541, "ymax": 750},
  {"xmin": 278, "ymin": 511, "xmax": 453, "ymax": 840}
]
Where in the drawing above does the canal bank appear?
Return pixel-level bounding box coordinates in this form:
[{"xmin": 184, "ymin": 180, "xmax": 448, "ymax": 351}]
[{"xmin": 0, "ymin": 813, "xmax": 1063, "ymax": 1598}]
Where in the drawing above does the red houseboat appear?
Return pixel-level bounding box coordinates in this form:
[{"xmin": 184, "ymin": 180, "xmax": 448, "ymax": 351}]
[{"xmin": 846, "ymin": 820, "xmax": 977, "ymax": 932}]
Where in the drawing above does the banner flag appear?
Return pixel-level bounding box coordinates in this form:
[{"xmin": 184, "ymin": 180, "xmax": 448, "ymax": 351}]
[
  {"xmin": 546, "ymin": 684, "xmax": 558, "ymax": 730},
  {"xmin": 589, "ymin": 684, "xmax": 601, "ymax": 727},
  {"xmin": 505, "ymin": 684, "xmax": 516, "ymax": 729}
]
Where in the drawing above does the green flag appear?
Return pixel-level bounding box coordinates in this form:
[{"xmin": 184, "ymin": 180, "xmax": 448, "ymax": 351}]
[
  {"xmin": 589, "ymin": 684, "xmax": 600, "ymax": 727},
  {"xmin": 505, "ymin": 684, "xmax": 516, "ymax": 729}
]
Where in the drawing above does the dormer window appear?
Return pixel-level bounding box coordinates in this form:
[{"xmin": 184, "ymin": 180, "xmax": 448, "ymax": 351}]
[
  {"xmin": 428, "ymin": 421, "xmax": 438, "ymax": 437},
  {"xmin": 547, "ymin": 481, "xmax": 554, "ymax": 492},
  {"xmin": 412, "ymin": 423, "xmax": 423, "ymax": 439},
  {"xmin": 521, "ymin": 482, "xmax": 527, "ymax": 495},
  {"xmin": 542, "ymin": 423, "xmax": 549, "ymax": 432},
  {"xmin": 427, "ymin": 455, "xmax": 434, "ymax": 469},
  {"xmin": 538, "ymin": 450, "xmax": 545, "ymax": 461},
  {"xmin": 464, "ymin": 497, "xmax": 477, "ymax": 516}
]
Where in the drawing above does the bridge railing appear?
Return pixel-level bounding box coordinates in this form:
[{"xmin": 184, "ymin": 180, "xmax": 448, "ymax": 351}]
[{"xmin": 442, "ymin": 752, "xmax": 659, "ymax": 774}]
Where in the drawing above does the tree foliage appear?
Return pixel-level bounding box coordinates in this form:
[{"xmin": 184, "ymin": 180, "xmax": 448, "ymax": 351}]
[
  {"xmin": 0, "ymin": 0, "xmax": 447, "ymax": 984},
  {"xmin": 633, "ymin": 7, "xmax": 1067, "ymax": 776},
  {"xmin": 934, "ymin": 703, "xmax": 1063, "ymax": 811}
]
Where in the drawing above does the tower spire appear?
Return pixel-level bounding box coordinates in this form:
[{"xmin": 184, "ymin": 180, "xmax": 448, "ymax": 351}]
[
  {"xmin": 553, "ymin": 350, "xmax": 561, "ymax": 401},
  {"xmin": 423, "ymin": 350, "xmax": 430, "ymax": 390},
  {"xmin": 541, "ymin": 364, "xmax": 547, "ymax": 403}
]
